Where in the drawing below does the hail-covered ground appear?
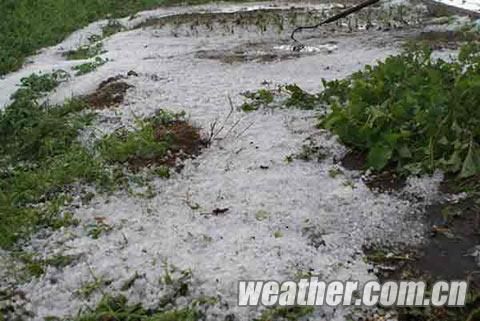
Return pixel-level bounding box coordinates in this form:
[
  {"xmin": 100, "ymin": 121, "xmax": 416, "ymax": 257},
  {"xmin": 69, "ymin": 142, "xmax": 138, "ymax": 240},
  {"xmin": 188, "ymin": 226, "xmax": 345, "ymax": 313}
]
[
  {"xmin": 432, "ymin": 0, "xmax": 480, "ymax": 14},
  {"xmin": 0, "ymin": 1, "xmax": 463, "ymax": 320}
]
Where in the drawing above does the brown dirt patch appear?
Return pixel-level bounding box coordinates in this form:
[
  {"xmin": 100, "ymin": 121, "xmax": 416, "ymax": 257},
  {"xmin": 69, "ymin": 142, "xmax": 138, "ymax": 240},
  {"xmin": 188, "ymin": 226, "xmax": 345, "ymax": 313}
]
[
  {"xmin": 363, "ymin": 196, "xmax": 480, "ymax": 321},
  {"xmin": 129, "ymin": 120, "xmax": 208, "ymax": 170},
  {"xmin": 84, "ymin": 76, "xmax": 132, "ymax": 109},
  {"xmin": 340, "ymin": 150, "xmax": 405, "ymax": 192},
  {"xmin": 365, "ymin": 170, "xmax": 406, "ymax": 193},
  {"xmin": 154, "ymin": 120, "xmax": 206, "ymax": 162},
  {"xmin": 440, "ymin": 174, "xmax": 480, "ymax": 194},
  {"xmin": 340, "ymin": 150, "xmax": 367, "ymax": 171}
]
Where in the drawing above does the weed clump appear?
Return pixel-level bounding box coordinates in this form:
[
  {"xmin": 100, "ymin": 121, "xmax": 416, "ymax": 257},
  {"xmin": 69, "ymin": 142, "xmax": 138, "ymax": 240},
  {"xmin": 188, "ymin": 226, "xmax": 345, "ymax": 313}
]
[
  {"xmin": 64, "ymin": 43, "xmax": 104, "ymax": 60},
  {"xmin": 283, "ymin": 84, "xmax": 320, "ymax": 110},
  {"xmin": 102, "ymin": 20, "xmax": 125, "ymax": 37},
  {"xmin": 73, "ymin": 57, "xmax": 108, "ymax": 76},
  {"xmin": 240, "ymin": 89, "xmax": 274, "ymax": 112},
  {"xmin": 240, "ymin": 86, "xmax": 323, "ymax": 112},
  {"xmin": 10, "ymin": 252, "xmax": 80, "ymax": 280},
  {"xmin": 99, "ymin": 110, "xmax": 206, "ymax": 170},
  {"xmin": 11, "ymin": 70, "xmax": 70, "ymax": 101},
  {"xmin": 320, "ymin": 44, "xmax": 480, "ymax": 178}
]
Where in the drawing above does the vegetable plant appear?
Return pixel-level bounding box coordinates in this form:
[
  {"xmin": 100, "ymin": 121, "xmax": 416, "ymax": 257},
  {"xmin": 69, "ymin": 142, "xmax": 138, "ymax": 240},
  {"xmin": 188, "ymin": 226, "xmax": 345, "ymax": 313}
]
[{"xmin": 320, "ymin": 44, "xmax": 480, "ymax": 178}]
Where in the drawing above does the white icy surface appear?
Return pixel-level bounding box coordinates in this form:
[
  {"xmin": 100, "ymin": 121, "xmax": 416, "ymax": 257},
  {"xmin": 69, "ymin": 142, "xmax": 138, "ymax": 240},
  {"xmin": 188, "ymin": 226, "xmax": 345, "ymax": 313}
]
[
  {"xmin": 0, "ymin": 1, "xmax": 443, "ymax": 320},
  {"xmin": 432, "ymin": 0, "xmax": 480, "ymax": 13}
]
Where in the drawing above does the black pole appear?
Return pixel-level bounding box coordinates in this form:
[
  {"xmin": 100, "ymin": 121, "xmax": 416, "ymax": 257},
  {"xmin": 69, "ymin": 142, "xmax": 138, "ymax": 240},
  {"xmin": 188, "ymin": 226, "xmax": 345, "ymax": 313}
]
[{"xmin": 290, "ymin": 0, "xmax": 381, "ymax": 50}]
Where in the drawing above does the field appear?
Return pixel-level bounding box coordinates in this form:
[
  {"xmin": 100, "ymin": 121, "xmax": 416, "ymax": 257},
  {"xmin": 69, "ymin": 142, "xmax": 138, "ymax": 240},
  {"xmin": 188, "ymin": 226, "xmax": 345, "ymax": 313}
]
[
  {"xmin": 0, "ymin": 0, "xmax": 479, "ymax": 320},
  {"xmin": 0, "ymin": 0, "xmax": 246, "ymax": 76}
]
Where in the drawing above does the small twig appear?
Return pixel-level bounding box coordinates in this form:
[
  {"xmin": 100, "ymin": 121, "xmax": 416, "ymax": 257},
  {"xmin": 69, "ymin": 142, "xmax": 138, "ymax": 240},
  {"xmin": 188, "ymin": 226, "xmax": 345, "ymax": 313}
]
[
  {"xmin": 208, "ymin": 118, "xmax": 219, "ymax": 143},
  {"xmin": 235, "ymin": 121, "xmax": 255, "ymax": 139},
  {"xmin": 290, "ymin": 0, "xmax": 380, "ymax": 51},
  {"xmin": 209, "ymin": 95, "xmax": 252, "ymax": 141},
  {"xmin": 209, "ymin": 96, "xmax": 235, "ymax": 142},
  {"xmin": 120, "ymin": 231, "xmax": 129, "ymax": 247},
  {"xmin": 220, "ymin": 116, "xmax": 243, "ymax": 139}
]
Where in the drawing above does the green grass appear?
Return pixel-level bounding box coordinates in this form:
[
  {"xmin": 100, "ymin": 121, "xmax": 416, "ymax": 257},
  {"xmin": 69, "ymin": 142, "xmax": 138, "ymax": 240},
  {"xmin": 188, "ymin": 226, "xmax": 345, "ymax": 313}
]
[
  {"xmin": 0, "ymin": 0, "xmax": 161, "ymax": 75},
  {"xmin": 67, "ymin": 268, "xmax": 210, "ymax": 321},
  {"xmin": 255, "ymin": 306, "xmax": 314, "ymax": 321},
  {"xmin": 0, "ymin": 71, "xmax": 194, "ymax": 249},
  {"xmin": 70, "ymin": 296, "xmax": 314, "ymax": 321},
  {"xmin": 0, "ymin": 0, "xmax": 247, "ymax": 76},
  {"xmin": 0, "ymin": 72, "xmax": 110, "ymax": 248},
  {"xmin": 69, "ymin": 294, "xmax": 201, "ymax": 321},
  {"xmin": 11, "ymin": 252, "xmax": 79, "ymax": 280},
  {"xmin": 99, "ymin": 110, "xmax": 185, "ymax": 165},
  {"xmin": 320, "ymin": 43, "xmax": 480, "ymax": 179}
]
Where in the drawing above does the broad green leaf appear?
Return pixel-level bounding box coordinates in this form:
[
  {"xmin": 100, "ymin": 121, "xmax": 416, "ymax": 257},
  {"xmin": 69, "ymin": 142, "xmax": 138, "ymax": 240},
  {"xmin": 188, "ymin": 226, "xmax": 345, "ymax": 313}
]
[
  {"xmin": 397, "ymin": 144, "xmax": 412, "ymax": 159},
  {"xmin": 367, "ymin": 144, "xmax": 393, "ymax": 171},
  {"xmin": 439, "ymin": 151, "xmax": 462, "ymax": 173},
  {"xmin": 460, "ymin": 142, "xmax": 480, "ymax": 178}
]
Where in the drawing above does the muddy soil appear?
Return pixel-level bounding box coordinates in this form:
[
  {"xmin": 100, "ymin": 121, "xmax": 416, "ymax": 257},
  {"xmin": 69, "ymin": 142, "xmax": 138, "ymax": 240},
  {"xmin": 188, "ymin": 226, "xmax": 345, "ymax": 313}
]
[
  {"xmin": 83, "ymin": 76, "xmax": 133, "ymax": 109},
  {"xmin": 340, "ymin": 150, "xmax": 406, "ymax": 193}
]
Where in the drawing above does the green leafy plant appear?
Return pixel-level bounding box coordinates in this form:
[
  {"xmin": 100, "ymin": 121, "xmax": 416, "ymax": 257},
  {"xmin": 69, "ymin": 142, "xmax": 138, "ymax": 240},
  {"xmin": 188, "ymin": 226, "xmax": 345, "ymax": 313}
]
[
  {"xmin": 64, "ymin": 43, "xmax": 105, "ymax": 60},
  {"xmin": 284, "ymin": 84, "xmax": 321, "ymax": 110},
  {"xmin": 320, "ymin": 44, "xmax": 480, "ymax": 178},
  {"xmin": 86, "ymin": 221, "xmax": 113, "ymax": 239},
  {"xmin": 102, "ymin": 20, "xmax": 125, "ymax": 37},
  {"xmin": 11, "ymin": 70, "xmax": 69, "ymax": 101},
  {"xmin": 240, "ymin": 85, "xmax": 324, "ymax": 112},
  {"xmin": 73, "ymin": 57, "xmax": 108, "ymax": 75},
  {"xmin": 240, "ymin": 89, "xmax": 274, "ymax": 112}
]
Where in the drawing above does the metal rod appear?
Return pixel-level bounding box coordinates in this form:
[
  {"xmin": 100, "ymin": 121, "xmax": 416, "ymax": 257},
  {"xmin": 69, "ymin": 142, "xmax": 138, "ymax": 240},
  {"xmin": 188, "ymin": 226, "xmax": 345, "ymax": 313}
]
[{"xmin": 290, "ymin": 0, "xmax": 381, "ymax": 50}]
